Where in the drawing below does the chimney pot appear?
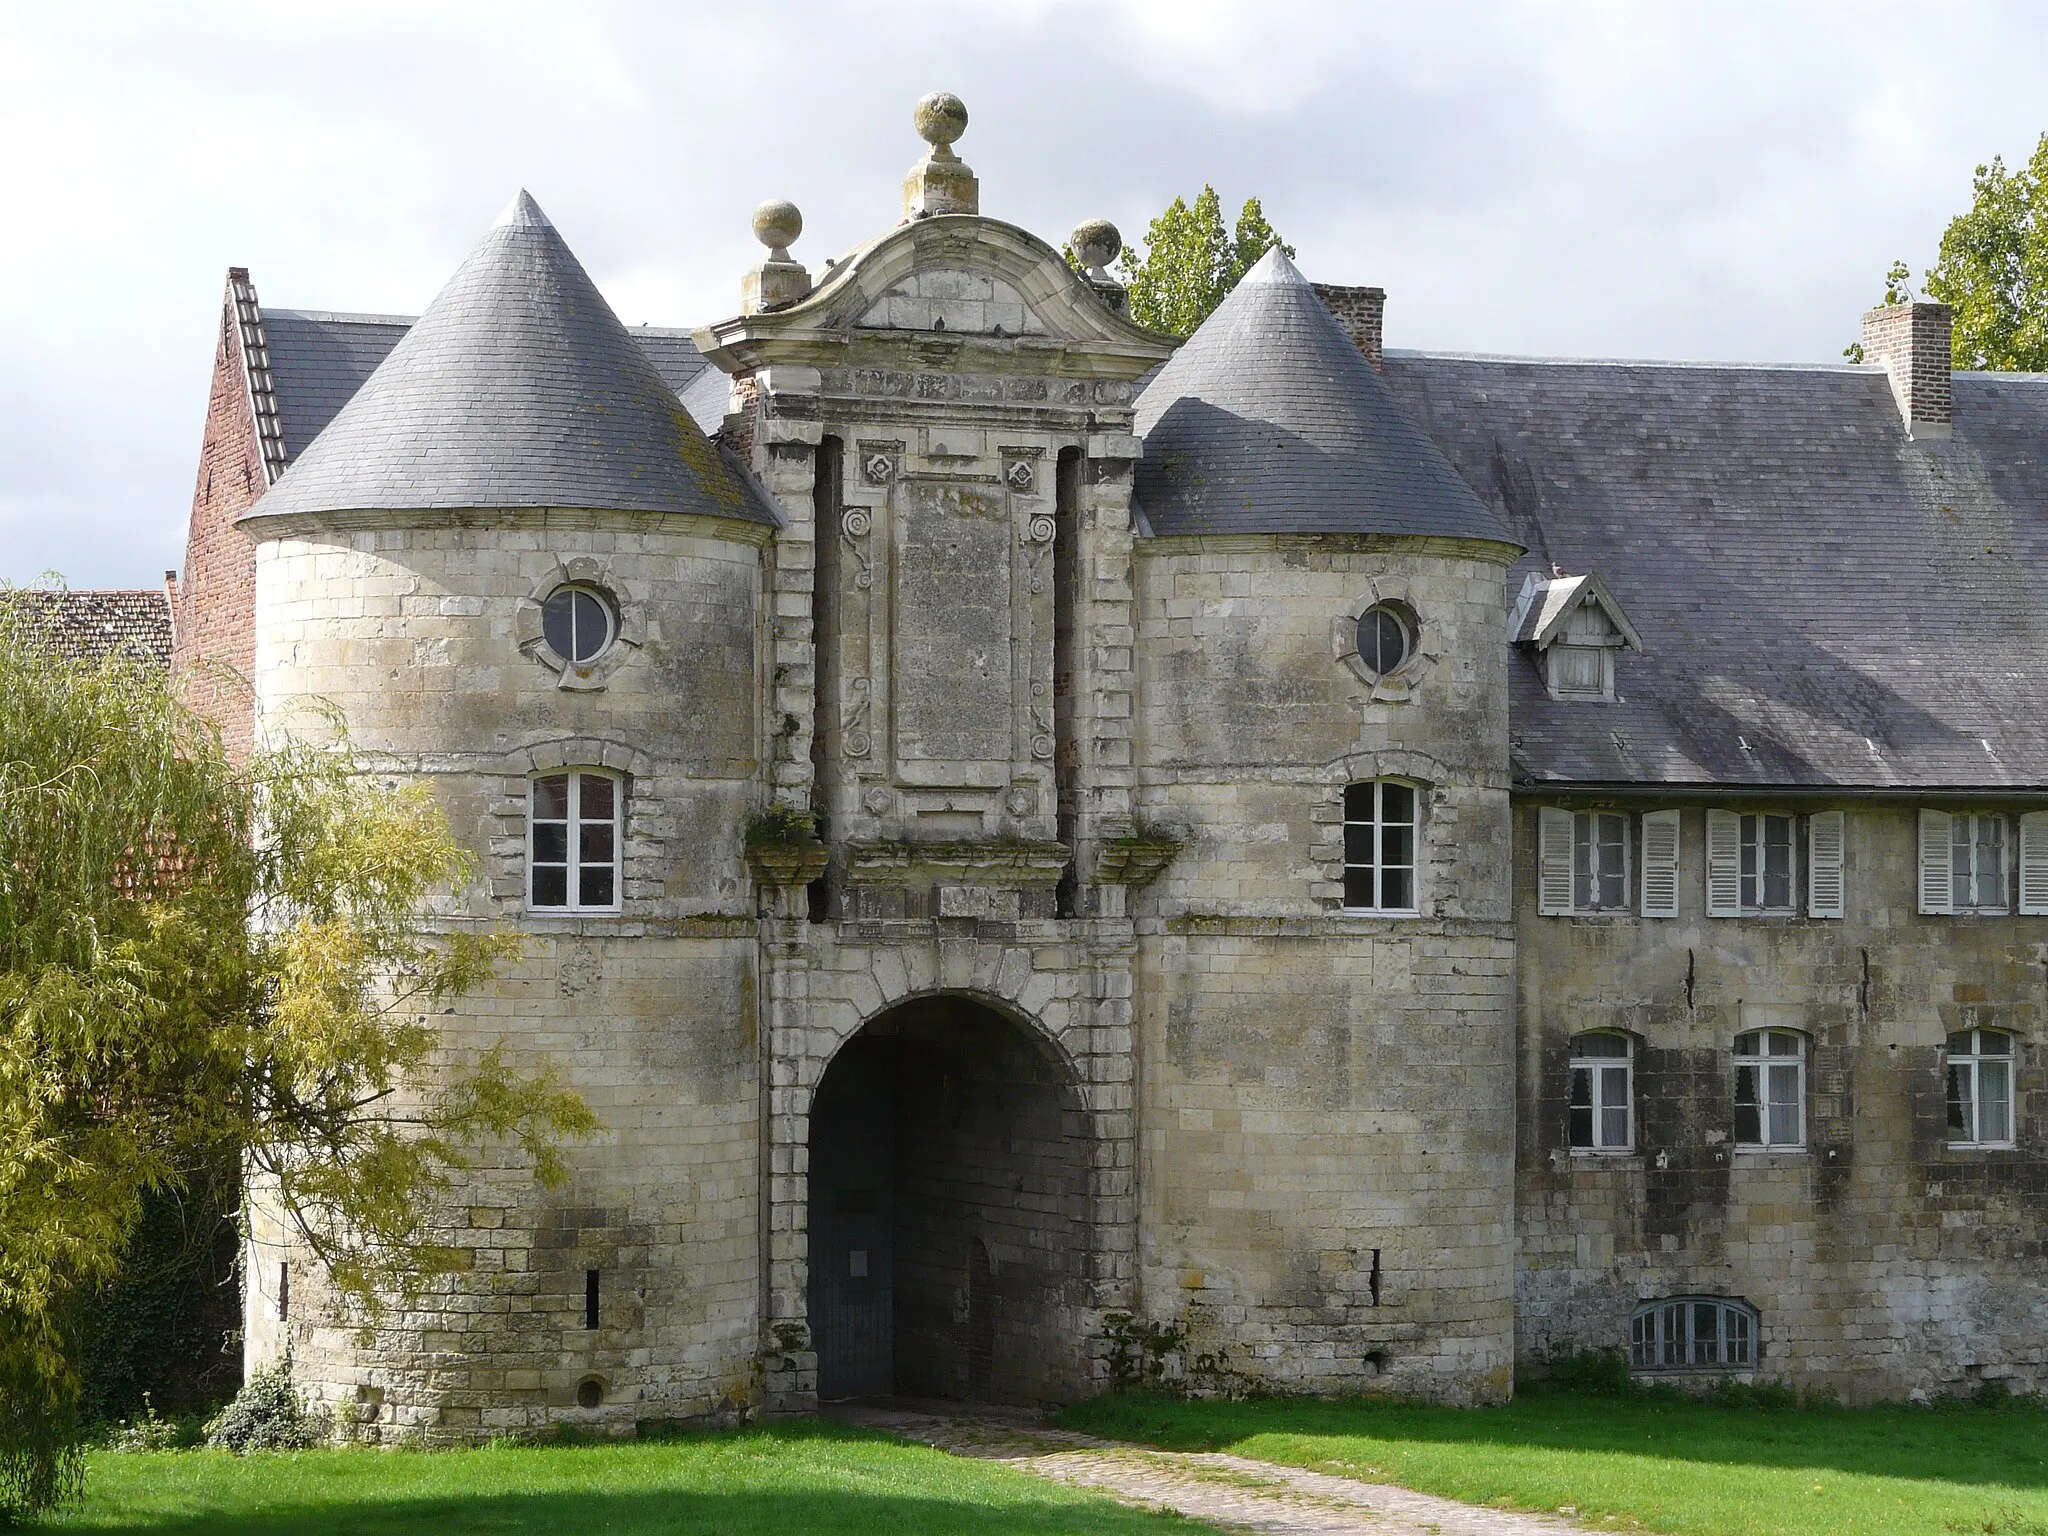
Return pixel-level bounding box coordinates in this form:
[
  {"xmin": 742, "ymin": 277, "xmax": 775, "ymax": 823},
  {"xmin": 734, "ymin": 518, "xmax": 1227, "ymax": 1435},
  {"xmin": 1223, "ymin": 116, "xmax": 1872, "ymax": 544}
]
[{"xmin": 1860, "ymin": 300, "xmax": 1953, "ymax": 440}]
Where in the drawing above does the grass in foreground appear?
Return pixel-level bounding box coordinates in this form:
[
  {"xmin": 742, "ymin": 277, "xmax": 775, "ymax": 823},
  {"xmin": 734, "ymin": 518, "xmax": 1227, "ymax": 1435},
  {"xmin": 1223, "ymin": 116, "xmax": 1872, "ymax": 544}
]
[
  {"xmin": 1059, "ymin": 1386, "xmax": 2048, "ymax": 1536},
  {"xmin": 47, "ymin": 1419, "xmax": 1192, "ymax": 1535}
]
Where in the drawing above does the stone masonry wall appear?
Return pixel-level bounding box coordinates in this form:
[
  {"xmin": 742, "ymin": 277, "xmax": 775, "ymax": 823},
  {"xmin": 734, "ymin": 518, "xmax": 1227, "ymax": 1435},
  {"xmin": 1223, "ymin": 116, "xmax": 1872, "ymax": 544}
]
[
  {"xmin": 1514, "ymin": 800, "xmax": 2048, "ymax": 1402},
  {"xmin": 242, "ymin": 509, "xmax": 771, "ymax": 1439},
  {"xmin": 1132, "ymin": 535, "xmax": 1519, "ymax": 1404}
]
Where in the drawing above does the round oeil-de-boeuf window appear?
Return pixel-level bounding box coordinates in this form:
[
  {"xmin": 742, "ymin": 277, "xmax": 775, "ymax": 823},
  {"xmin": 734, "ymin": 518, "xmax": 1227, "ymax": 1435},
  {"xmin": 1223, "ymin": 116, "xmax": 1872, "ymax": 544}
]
[
  {"xmin": 1357, "ymin": 603, "xmax": 1413, "ymax": 677},
  {"xmin": 542, "ymin": 585, "xmax": 615, "ymax": 666}
]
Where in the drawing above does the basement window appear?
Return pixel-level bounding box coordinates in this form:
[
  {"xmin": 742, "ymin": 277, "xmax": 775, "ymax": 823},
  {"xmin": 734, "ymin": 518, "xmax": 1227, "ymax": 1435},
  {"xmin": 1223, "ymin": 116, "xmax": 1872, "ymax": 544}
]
[{"xmin": 1630, "ymin": 1298, "xmax": 1757, "ymax": 1371}]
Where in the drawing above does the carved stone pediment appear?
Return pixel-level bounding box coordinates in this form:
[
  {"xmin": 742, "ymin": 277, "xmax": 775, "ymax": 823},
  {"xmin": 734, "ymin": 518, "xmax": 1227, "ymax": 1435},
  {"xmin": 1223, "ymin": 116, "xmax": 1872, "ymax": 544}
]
[{"xmin": 693, "ymin": 215, "xmax": 1176, "ymax": 380}]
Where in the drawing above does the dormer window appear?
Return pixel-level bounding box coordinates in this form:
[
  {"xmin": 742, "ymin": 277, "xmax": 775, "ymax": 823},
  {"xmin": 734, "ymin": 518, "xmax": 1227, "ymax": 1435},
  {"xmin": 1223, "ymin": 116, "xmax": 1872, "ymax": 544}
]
[
  {"xmin": 1509, "ymin": 570, "xmax": 1641, "ymax": 704},
  {"xmin": 1547, "ymin": 640, "xmax": 1611, "ymax": 701}
]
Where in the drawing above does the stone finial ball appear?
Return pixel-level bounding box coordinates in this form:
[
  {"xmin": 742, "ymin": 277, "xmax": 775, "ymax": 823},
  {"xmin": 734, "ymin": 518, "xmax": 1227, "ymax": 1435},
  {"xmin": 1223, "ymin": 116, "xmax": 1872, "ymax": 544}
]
[
  {"xmin": 914, "ymin": 92, "xmax": 969, "ymax": 149},
  {"xmin": 752, "ymin": 198, "xmax": 802, "ymax": 252},
  {"xmin": 1072, "ymin": 218, "xmax": 1122, "ymax": 271}
]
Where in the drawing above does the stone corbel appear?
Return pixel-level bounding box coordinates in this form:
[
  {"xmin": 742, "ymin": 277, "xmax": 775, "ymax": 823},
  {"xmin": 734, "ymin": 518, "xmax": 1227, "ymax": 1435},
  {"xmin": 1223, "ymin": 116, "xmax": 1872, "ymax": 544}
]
[
  {"xmin": 1091, "ymin": 833, "xmax": 1182, "ymax": 888},
  {"xmin": 746, "ymin": 839, "xmax": 830, "ymax": 918}
]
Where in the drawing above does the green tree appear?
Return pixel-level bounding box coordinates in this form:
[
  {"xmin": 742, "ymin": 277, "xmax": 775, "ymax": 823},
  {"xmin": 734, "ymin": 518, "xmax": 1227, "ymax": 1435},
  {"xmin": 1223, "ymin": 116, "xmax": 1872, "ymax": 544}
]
[
  {"xmin": 1116, "ymin": 186, "xmax": 1296, "ymax": 336},
  {"xmin": 0, "ymin": 590, "xmax": 592, "ymax": 1516},
  {"xmin": 1847, "ymin": 133, "xmax": 2048, "ymax": 369}
]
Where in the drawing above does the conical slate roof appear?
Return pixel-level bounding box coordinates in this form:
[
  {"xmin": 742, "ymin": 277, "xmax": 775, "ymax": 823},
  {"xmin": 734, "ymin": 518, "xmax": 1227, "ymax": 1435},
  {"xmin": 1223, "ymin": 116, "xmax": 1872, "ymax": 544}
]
[
  {"xmin": 1134, "ymin": 248, "xmax": 1510, "ymax": 543},
  {"xmin": 249, "ymin": 192, "xmax": 768, "ymax": 525}
]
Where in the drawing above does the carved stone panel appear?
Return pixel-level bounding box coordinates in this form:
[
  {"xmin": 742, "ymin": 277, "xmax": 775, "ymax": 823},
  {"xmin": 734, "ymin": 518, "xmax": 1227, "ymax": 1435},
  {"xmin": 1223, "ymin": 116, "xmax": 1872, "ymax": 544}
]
[{"xmin": 893, "ymin": 481, "xmax": 1012, "ymax": 782}]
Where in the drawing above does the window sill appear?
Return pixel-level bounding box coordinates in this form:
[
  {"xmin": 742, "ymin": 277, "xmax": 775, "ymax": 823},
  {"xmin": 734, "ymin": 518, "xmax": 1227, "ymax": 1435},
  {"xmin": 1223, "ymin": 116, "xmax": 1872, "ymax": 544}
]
[
  {"xmin": 1630, "ymin": 1367, "xmax": 1757, "ymax": 1379},
  {"xmin": 1556, "ymin": 910, "xmax": 1634, "ymax": 919},
  {"xmin": 1945, "ymin": 1141, "xmax": 2017, "ymax": 1152},
  {"xmin": 1568, "ymin": 1148, "xmax": 1640, "ymax": 1161},
  {"xmin": 1730, "ymin": 1145, "xmax": 1807, "ymax": 1158},
  {"xmin": 1339, "ymin": 907, "xmax": 1421, "ymax": 919},
  {"xmin": 524, "ymin": 908, "xmax": 626, "ymax": 920}
]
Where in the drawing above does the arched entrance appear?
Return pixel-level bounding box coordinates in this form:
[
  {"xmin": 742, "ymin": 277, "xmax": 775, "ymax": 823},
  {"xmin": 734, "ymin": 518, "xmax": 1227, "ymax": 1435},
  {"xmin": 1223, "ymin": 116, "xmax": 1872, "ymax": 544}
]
[{"xmin": 806, "ymin": 993, "xmax": 1093, "ymax": 1404}]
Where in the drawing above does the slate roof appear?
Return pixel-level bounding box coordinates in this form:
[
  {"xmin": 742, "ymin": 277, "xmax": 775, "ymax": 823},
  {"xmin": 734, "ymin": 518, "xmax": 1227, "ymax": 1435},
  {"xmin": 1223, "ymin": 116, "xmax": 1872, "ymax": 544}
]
[
  {"xmin": 249, "ymin": 192, "xmax": 765, "ymax": 524},
  {"xmin": 8, "ymin": 590, "xmax": 173, "ymax": 666},
  {"xmin": 1383, "ymin": 353, "xmax": 2048, "ymax": 790},
  {"xmin": 1132, "ymin": 249, "xmax": 1512, "ymax": 544},
  {"xmin": 265, "ymin": 312, "xmax": 722, "ymax": 455}
]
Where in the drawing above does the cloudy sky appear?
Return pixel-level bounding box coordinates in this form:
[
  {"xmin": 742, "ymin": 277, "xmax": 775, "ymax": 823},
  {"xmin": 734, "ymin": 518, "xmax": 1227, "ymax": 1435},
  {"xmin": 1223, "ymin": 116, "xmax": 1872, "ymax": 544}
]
[{"xmin": 3, "ymin": 0, "xmax": 2045, "ymax": 587}]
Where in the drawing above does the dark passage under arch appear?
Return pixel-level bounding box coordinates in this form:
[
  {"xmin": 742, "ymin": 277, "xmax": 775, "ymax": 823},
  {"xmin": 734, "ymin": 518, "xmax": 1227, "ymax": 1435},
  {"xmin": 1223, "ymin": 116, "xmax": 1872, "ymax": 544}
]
[{"xmin": 807, "ymin": 995, "xmax": 1092, "ymax": 1404}]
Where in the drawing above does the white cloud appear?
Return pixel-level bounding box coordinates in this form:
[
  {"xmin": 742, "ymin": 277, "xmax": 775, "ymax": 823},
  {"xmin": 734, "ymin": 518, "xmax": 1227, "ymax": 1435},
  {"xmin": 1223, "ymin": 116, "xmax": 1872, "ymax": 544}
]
[{"xmin": 3, "ymin": 0, "xmax": 2047, "ymax": 583}]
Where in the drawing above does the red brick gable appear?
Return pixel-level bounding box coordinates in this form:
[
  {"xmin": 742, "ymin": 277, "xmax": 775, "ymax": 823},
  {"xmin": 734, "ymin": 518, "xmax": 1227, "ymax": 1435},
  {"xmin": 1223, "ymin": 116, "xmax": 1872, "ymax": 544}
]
[{"xmin": 173, "ymin": 270, "xmax": 274, "ymax": 761}]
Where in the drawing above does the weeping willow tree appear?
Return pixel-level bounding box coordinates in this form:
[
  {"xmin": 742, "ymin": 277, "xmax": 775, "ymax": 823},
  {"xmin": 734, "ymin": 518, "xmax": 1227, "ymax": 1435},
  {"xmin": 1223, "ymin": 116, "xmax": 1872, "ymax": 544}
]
[{"xmin": 0, "ymin": 589, "xmax": 592, "ymax": 1517}]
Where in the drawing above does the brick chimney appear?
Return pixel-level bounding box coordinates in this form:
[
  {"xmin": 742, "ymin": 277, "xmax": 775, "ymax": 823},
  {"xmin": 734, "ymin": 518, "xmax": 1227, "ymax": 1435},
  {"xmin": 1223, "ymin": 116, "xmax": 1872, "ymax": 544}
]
[
  {"xmin": 1860, "ymin": 300, "xmax": 1953, "ymax": 440},
  {"xmin": 1313, "ymin": 282, "xmax": 1385, "ymax": 369}
]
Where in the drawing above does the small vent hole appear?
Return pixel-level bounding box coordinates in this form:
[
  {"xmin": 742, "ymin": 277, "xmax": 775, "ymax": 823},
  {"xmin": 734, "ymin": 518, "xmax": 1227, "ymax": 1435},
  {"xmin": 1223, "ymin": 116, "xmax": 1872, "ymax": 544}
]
[{"xmin": 575, "ymin": 1377, "xmax": 604, "ymax": 1410}]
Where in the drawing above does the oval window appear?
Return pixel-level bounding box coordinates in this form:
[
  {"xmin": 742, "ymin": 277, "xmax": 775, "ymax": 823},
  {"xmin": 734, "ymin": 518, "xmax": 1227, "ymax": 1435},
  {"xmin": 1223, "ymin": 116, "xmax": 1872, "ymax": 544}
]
[
  {"xmin": 542, "ymin": 585, "xmax": 615, "ymax": 666},
  {"xmin": 1358, "ymin": 603, "xmax": 1412, "ymax": 677}
]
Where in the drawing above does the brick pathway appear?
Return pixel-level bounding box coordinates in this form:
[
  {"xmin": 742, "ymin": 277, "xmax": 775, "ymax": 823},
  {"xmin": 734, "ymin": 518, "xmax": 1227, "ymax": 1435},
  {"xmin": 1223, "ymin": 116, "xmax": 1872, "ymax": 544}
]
[{"xmin": 829, "ymin": 1400, "xmax": 1595, "ymax": 1536}]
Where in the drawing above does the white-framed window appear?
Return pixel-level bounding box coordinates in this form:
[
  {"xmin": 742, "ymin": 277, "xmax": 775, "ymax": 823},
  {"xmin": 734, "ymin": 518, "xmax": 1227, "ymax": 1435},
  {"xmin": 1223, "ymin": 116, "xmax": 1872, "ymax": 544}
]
[
  {"xmin": 1630, "ymin": 1298, "xmax": 1757, "ymax": 1371},
  {"xmin": 1356, "ymin": 604, "xmax": 1415, "ymax": 680},
  {"xmin": 1740, "ymin": 813, "xmax": 1796, "ymax": 912},
  {"xmin": 1537, "ymin": 808, "xmax": 1631, "ymax": 915},
  {"xmin": 1954, "ymin": 814, "xmax": 2007, "ymax": 913},
  {"xmin": 1569, "ymin": 1032, "xmax": 1634, "ymax": 1152},
  {"xmin": 1946, "ymin": 1028, "xmax": 2015, "ymax": 1148},
  {"xmin": 1575, "ymin": 811, "xmax": 1629, "ymax": 912},
  {"xmin": 529, "ymin": 769, "xmax": 622, "ymax": 912},
  {"xmin": 1707, "ymin": 809, "xmax": 1801, "ymax": 917},
  {"xmin": 1733, "ymin": 1030, "xmax": 1805, "ymax": 1148},
  {"xmin": 1920, "ymin": 810, "xmax": 2012, "ymax": 915},
  {"xmin": 1343, "ymin": 780, "xmax": 1418, "ymax": 913},
  {"xmin": 541, "ymin": 584, "xmax": 617, "ymax": 666}
]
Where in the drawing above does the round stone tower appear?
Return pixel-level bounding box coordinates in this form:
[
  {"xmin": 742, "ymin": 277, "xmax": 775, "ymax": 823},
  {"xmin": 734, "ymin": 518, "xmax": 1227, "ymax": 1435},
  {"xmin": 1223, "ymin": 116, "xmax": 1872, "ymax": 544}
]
[
  {"xmin": 1128, "ymin": 249, "xmax": 1524, "ymax": 1403},
  {"xmin": 237, "ymin": 192, "xmax": 777, "ymax": 1439}
]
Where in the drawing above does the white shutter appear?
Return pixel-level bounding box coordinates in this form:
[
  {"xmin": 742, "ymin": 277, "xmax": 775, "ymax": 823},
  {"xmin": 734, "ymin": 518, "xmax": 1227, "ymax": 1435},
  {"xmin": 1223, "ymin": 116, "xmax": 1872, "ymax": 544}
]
[
  {"xmin": 1639, "ymin": 809, "xmax": 1680, "ymax": 918},
  {"xmin": 1705, "ymin": 809, "xmax": 1742, "ymax": 918},
  {"xmin": 2020, "ymin": 811, "xmax": 2048, "ymax": 916},
  {"xmin": 1807, "ymin": 810, "xmax": 1846, "ymax": 919},
  {"xmin": 1538, "ymin": 807, "xmax": 1574, "ymax": 915},
  {"xmin": 1918, "ymin": 809, "xmax": 1954, "ymax": 915}
]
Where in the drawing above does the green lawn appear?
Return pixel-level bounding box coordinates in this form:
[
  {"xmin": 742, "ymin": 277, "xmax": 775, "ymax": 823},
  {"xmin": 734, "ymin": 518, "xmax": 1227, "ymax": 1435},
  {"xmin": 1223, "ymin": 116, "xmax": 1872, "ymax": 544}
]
[
  {"xmin": 1060, "ymin": 1388, "xmax": 2048, "ymax": 1536},
  {"xmin": 48, "ymin": 1420, "xmax": 1192, "ymax": 1535}
]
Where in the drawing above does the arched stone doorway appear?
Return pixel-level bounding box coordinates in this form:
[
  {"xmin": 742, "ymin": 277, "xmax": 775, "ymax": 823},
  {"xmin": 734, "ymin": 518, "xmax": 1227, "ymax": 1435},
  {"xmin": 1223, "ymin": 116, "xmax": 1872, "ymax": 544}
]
[{"xmin": 806, "ymin": 993, "xmax": 1093, "ymax": 1404}]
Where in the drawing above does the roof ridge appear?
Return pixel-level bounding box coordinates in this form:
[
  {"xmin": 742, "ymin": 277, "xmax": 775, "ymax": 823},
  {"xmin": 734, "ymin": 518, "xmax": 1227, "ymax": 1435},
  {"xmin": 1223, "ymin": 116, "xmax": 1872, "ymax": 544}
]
[{"xmin": 264, "ymin": 307, "xmax": 417, "ymax": 326}]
